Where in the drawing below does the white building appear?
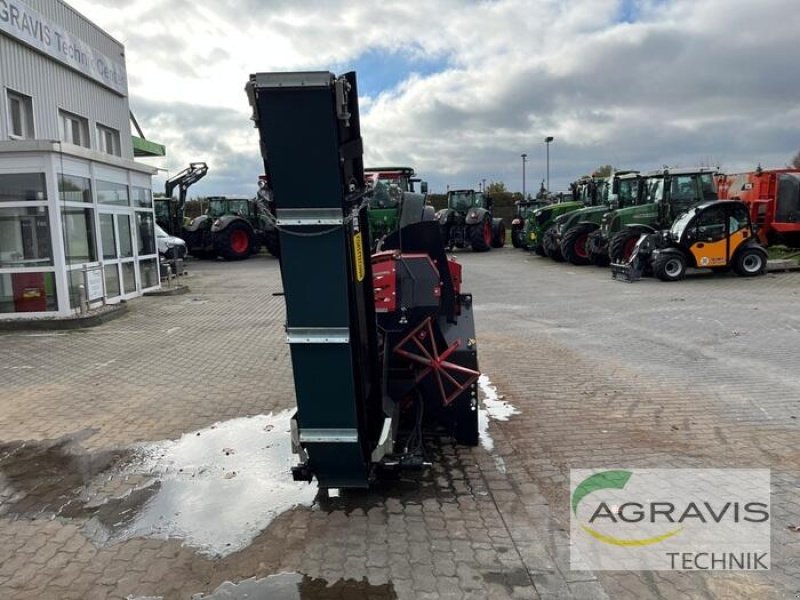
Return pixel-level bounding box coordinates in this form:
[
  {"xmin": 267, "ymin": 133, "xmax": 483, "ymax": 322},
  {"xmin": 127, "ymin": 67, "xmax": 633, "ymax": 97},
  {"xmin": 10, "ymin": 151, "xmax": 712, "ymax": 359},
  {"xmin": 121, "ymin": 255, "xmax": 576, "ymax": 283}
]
[{"xmin": 0, "ymin": 0, "xmax": 165, "ymax": 318}]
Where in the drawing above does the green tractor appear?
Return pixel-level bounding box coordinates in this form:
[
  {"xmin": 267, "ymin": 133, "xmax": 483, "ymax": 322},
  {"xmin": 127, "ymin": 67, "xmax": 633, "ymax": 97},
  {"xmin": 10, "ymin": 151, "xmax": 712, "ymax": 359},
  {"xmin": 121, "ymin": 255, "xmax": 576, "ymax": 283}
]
[
  {"xmin": 590, "ymin": 168, "xmax": 718, "ymax": 264},
  {"xmin": 511, "ymin": 198, "xmax": 549, "ymax": 248},
  {"xmin": 437, "ymin": 189, "xmax": 505, "ymax": 251},
  {"xmin": 555, "ymin": 171, "xmax": 640, "ymax": 266},
  {"xmin": 522, "ymin": 191, "xmax": 582, "ymax": 256},
  {"xmin": 182, "ymin": 195, "xmax": 273, "ymax": 260},
  {"xmin": 365, "ymin": 167, "xmax": 428, "ymax": 249}
]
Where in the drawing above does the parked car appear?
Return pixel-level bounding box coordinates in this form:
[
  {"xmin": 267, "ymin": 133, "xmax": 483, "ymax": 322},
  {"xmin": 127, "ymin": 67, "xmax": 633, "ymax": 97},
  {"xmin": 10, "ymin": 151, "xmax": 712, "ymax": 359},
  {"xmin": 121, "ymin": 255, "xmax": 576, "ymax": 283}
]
[{"xmin": 155, "ymin": 223, "xmax": 187, "ymax": 259}]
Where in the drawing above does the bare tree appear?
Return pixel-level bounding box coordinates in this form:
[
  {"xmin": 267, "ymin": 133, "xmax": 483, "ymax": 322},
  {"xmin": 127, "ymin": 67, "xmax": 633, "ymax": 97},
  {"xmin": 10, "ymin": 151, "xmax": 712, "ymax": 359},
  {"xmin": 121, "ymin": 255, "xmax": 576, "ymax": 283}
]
[{"xmin": 791, "ymin": 150, "xmax": 800, "ymax": 170}]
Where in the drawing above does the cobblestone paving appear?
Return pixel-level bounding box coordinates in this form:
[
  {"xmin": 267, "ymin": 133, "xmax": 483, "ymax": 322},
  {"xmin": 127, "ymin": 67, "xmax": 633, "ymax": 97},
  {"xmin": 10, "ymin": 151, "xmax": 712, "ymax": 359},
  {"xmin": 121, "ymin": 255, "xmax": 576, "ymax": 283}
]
[{"xmin": 0, "ymin": 250, "xmax": 798, "ymax": 599}]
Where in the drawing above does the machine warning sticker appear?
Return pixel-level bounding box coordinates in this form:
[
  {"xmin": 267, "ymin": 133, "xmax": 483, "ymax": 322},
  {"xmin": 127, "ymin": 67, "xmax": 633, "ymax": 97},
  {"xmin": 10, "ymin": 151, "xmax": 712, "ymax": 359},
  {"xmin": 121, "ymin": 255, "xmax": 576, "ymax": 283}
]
[{"xmin": 353, "ymin": 231, "xmax": 365, "ymax": 282}]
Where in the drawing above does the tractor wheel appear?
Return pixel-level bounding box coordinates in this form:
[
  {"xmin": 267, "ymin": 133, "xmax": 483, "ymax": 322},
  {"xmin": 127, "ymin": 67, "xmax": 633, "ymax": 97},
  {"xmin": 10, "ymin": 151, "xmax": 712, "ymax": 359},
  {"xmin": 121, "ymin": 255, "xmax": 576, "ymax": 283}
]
[
  {"xmin": 216, "ymin": 222, "xmax": 253, "ymax": 261},
  {"xmin": 491, "ymin": 222, "xmax": 506, "ymax": 248},
  {"xmin": 733, "ymin": 247, "xmax": 766, "ymax": 277},
  {"xmin": 543, "ymin": 226, "xmax": 564, "ymax": 262},
  {"xmin": 587, "ymin": 231, "xmax": 610, "ymax": 266},
  {"xmin": 511, "ymin": 228, "xmax": 522, "ymax": 248},
  {"xmin": 470, "ymin": 217, "xmax": 491, "ymax": 252},
  {"xmin": 561, "ymin": 224, "xmax": 594, "ymax": 266},
  {"xmin": 534, "ymin": 244, "xmax": 546, "ymax": 257},
  {"xmin": 653, "ymin": 252, "xmax": 687, "ymax": 282},
  {"xmin": 609, "ymin": 229, "xmax": 643, "ymax": 263}
]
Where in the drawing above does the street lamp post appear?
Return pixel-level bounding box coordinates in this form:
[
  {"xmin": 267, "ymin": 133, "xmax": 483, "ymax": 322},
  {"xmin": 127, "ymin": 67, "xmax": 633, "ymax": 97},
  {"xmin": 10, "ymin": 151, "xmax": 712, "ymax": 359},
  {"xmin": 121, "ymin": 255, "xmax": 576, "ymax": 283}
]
[
  {"xmin": 521, "ymin": 153, "xmax": 528, "ymax": 199},
  {"xmin": 544, "ymin": 136, "xmax": 554, "ymax": 193},
  {"xmin": 482, "ymin": 178, "xmax": 486, "ymax": 194}
]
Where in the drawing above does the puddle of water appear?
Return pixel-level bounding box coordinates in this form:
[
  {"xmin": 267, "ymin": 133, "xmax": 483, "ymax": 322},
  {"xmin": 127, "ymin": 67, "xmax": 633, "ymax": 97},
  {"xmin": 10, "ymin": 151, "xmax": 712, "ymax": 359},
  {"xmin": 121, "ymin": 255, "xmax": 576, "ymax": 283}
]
[
  {"xmin": 112, "ymin": 411, "xmax": 317, "ymax": 557},
  {"xmin": 477, "ymin": 374, "xmax": 520, "ymax": 454},
  {"xmin": 0, "ymin": 432, "xmax": 125, "ymax": 519},
  {"xmin": 191, "ymin": 572, "xmax": 396, "ymax": 600}
]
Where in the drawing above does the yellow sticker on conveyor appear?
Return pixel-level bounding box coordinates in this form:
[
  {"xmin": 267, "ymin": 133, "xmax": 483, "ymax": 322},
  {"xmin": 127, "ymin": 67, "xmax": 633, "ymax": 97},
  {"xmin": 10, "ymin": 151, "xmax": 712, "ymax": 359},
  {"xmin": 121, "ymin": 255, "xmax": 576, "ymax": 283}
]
[{"xmin": 353, "ymin": 231, "xmax": 365, "ymax": 282}]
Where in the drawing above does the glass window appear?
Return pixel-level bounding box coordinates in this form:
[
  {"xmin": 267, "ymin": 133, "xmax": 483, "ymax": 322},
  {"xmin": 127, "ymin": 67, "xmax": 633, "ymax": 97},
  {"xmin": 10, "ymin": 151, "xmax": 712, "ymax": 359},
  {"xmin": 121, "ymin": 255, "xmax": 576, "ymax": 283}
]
[
  {"xmin": 121, "ymin": 262, "xmax": 136, "ymax": 294},
  {"xmin": 132, "ymin": 186, "xmax": 153, "ymax": 208},
  {"xmin": 7, "ymin": 90, "xmax": 34, "ymax": 139},
  {"xmin": 0, "ymin": 173, "xmax": 46, "ymax": 202},
  {"xmin": 96, "ymin": 124, "xmax": 121, "ymax": 156},
  {"xmin": 99, "ymin": 213, "xmax": 117, "ymax": 259},
  {"xmin": 728, "ymin": 204, "xmax": 750, "ymax": 233},
  {"xmin": 0, "ymin": 207, "xmax": 52, "ymax": 267},
  {"xmin": 140, "ymin": 259, "xmax": 158, "ymax": 289},
  {"xmin": 135, "ymin": 211, "xmax": 156, "ymax": 256},
  {"xmin": 59, "ymin": 174, "xmax": 92, "ymax": 203},
  {"xmin": 117, "ymin": 214, "xmax": 133, "ymax": 257},
  {"xmin": 62, "ymin": 207, "xmax": 96, "ymax": 264},
  {"xmin": 59, "ymin": 110, "xmax": 89, "ymax": 148},
  {"xmin": 104, "ymin": 264, "xmax": 120, "ymax": 297},
  {"xmin": 97, "ymin": 179, "xmax": 128, "ymax": 206},
  {"xmin": 693, "ymin": 206, "xmax": 727, "ymax": 242},
  {"xmin": 97, "ymin": 180, "xmax": 129, "ymax": 206},
  {"xmin": 0, "ymin": 272, "xmax": 57, "ymax": 313}
]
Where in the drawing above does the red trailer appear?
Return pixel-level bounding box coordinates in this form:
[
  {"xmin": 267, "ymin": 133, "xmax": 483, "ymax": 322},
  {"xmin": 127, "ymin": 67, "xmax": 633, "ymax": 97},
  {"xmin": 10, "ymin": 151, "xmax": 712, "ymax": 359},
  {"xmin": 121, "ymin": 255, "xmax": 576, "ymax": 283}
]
[{"xmin": 716, "ymin": 168, "xmax": 800, "ymax": 247}]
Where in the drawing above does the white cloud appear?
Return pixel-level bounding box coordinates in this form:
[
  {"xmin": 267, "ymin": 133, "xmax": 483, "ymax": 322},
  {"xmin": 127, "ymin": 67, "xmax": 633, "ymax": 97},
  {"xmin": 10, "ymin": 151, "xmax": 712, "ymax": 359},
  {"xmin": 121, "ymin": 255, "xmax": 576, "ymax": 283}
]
[{"xmin": 69, "ymin": 0, "xmax": 800, "ymax": 196}]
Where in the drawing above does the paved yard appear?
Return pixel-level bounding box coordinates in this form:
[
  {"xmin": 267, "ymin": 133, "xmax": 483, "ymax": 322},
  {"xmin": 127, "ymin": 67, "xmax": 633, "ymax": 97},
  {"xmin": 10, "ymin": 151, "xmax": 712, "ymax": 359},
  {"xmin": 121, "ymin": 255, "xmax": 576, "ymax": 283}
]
[{"xmin": 0, "ymin": 249, "xmax": 798, "ymax": 599}]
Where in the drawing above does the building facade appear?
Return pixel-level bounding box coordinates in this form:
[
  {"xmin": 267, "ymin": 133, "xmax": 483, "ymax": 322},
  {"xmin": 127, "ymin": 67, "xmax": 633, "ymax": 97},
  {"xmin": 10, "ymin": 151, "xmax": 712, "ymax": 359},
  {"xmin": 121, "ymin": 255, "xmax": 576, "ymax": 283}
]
[{"xmin": 0, "ymin": 0, "xmax": 162, "ymax": 318}]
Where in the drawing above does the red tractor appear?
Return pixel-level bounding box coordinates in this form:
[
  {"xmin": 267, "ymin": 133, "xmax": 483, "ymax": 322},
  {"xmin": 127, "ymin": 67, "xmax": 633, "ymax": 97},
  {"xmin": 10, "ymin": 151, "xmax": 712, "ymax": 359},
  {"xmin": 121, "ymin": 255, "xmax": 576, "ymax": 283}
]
[{"xmin": 716, "ymin": 168, "xmax": 800, "ymax": 247}]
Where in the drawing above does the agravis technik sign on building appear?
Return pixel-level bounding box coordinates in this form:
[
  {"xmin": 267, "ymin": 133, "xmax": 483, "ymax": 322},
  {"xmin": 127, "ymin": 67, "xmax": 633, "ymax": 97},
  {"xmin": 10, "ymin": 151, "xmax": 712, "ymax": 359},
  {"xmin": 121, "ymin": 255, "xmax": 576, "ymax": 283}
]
[{"xmin": 0, "ymin": 0, "xmax": 127, "ymax": 96}]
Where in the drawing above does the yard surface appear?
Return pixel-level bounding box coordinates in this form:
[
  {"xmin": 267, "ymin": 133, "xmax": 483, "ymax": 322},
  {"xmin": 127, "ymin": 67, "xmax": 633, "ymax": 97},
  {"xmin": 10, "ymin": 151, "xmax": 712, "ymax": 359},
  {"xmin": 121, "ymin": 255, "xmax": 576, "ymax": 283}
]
[{"xmin": 1, "ymin": 249, "xmax": 798, "ymax": 599}]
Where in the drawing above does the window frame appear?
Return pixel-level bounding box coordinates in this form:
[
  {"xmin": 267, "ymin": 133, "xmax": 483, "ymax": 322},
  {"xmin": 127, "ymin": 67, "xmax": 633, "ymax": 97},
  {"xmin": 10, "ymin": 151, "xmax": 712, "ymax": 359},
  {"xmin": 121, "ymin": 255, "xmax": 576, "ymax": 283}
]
[
  {"xmin": 6, "ymin": 89, "xmax": 34, "ymax": 140},
  {"xmin": 96, "ymin": 123, "xmax": 121, "ymax": 157},
  {"xmin": 58, "ymin": 109, "xmax": 90, "ymax": 148}
]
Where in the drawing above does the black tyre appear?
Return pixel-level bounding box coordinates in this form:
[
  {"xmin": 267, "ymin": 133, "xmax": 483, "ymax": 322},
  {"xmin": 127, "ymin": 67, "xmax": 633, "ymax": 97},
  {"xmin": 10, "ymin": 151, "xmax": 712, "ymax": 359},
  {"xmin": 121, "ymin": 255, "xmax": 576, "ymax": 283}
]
[
  {"xmin": 534, "ymin": 244, "xmax": 546, "ymax": 257},
  {"xmin": 216, "ymin": 221, "xmax": 253, "ymax": 261},
  {"xmin": 587, "ymin": 230, "xmax": 610, "ymax": 266},
  {"xmin": 653, "ymin": 252, "xmax": 687, "ymax": 282},
  {"xmin": 733, "ymin": 247, "xmax": 766, "ymax": 277},
  {"xmin": 609, "ymin": 229, "xmax": 643, "ymax": 263},
  {"xmin": 511, "ymin": 228, "xmax": 523, "ymax": 248},
  {"xmin": 469, "ymin": 217, "xmax": 491, "ymax": 252},
  {"xmin": 491, "ymin": 222, "xmax": 506, "ymax": 248},
  {"xmin": 543, "ymin": 226, "xmax": 564, "ymax": 262},
  {"xmin": 561, "ymin": 224, "xmax": 595, "ymax": 266}
]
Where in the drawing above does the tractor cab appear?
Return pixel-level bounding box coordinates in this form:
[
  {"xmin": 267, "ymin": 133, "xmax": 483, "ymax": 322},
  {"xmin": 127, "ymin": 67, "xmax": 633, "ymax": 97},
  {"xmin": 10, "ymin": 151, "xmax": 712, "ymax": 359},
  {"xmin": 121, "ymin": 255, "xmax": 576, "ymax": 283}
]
[
  {"xmin": 364, "ymin": 167, "xmax": 429, "ymax": 249},
  {"xmin": 448, "ymin": 190, "xmax": 487, "ymax": 211},
  {"xmin": 207, "ymin": 196, "xmax": 251, "ymax": 219},
  {"xmin": 612, "ymin": 200, "xmax": 767, "ymax": 282}
]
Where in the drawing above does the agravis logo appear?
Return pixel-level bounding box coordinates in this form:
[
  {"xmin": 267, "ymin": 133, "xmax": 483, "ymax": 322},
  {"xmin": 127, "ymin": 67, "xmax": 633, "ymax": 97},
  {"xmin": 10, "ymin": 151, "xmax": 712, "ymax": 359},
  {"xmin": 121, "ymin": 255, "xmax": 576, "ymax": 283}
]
[
  {"xmin": 572, "ymin": 470, "xmax": 682, "ymax": 547},
  {"xmin": 570, "ymin": 469, "xmax": 771, "ymax": 571}
]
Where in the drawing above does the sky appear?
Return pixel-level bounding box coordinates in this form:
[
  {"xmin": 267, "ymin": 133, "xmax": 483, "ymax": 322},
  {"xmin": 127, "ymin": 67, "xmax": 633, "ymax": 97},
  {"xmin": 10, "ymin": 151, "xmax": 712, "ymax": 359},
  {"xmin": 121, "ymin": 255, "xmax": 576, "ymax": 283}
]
[{"xmin": 70, "ymin": 0, "xmax": 800, "ymax": 198}]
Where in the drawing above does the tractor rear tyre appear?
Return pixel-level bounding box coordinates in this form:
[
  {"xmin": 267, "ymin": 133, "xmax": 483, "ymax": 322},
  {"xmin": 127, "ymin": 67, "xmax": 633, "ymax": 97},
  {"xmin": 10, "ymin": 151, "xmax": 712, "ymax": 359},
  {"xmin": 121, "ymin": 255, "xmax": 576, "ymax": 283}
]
[
  {"xmin": 216, "ymin": 222, "xmax": 253, "ymax": 261},
  {"xmin": 491, "ymin": 222, "xmax": 506, "ymax": 248},
  {"xmin": 543, "ymin": 226, "xmax": 564, "ymax": 262},
  {"xmin": 609, "ymin": 229, "xmax": 643, "ymax": 263},
  {"xmin": 653, "ymin": 252, "xmax": 687, "ymax": 281},
  {"xmin": 561, "ymin": 224, "xmax": 594, "ymax": 266},
  {"xmin": 733, "ymin": 248, "xmax": 766, "ymax": 277},
  {"xmin": 469, "ymin": 217, "xmax": 491, "ymax": 252}
]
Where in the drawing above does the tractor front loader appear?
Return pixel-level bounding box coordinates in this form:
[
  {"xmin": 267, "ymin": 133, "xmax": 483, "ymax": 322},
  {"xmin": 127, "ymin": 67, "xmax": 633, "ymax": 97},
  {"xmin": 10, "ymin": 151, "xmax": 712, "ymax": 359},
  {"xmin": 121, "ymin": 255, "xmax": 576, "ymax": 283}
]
[{"xmin": 246, "ymin": 71, "xmax": 480, "ymax": 488}]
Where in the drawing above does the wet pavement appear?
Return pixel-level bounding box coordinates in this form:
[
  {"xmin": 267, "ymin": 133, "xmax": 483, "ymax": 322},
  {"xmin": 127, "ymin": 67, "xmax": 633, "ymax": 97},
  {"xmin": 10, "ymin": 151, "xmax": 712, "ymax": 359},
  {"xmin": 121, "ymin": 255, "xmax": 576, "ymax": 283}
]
[{"xmin": 1, "ymin": 251, "xmax": 799, "ymax": 599}]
